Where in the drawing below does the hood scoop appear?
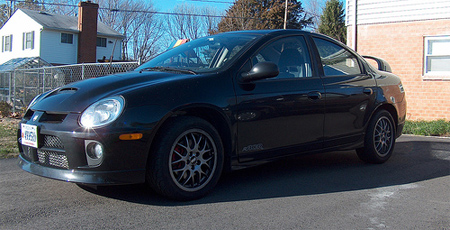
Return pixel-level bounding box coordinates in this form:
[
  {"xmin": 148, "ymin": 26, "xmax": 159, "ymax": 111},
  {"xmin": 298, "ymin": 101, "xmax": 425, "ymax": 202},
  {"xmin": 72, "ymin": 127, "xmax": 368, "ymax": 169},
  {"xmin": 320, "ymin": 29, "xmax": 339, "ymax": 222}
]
[{"xmin": 55, "ymin": 87, "xmax": 78, "ymax": 95}]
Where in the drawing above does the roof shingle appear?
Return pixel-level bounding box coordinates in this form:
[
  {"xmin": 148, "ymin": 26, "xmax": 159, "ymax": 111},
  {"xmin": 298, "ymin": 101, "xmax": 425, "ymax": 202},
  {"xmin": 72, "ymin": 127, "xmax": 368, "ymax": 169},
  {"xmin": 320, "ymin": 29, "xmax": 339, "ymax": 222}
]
[{"xmin": 20, "ymin": 8, "xmax": 124, "ymax": 38}]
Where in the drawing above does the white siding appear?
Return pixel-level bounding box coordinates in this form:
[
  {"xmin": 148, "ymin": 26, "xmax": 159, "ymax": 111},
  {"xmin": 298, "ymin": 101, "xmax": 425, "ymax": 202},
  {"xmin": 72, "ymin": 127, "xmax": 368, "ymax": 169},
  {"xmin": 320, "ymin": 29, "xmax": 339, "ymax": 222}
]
[
  {"xmin": 0, "ymin": 10, "xmax": 42, "ymax": 64},
  {"xmin": 40, "ymin": 30, "xmax": 78, "ymax": 64},
  {"xmin": 1, "ymin": 9, "xmax": 123, "ymax": 65},
  {"xmin": 96, "ymin": 37, "xmax": 122, "ymax": 61},
  {"xmin": 347, "ymin": 0, "xmax": 450, "ymax": 25}
]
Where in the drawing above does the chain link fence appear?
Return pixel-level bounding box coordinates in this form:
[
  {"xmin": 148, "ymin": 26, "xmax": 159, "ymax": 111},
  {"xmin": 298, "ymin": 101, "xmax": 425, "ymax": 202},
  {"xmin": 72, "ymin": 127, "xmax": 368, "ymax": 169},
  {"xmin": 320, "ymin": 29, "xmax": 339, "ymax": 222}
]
[
  {"xmin": 0, "ymin": 62, "xmax": 139, "ymax": 113},
  {"xmin": 0, "ymin": 71, "xmax": 12, "ymax": 103}
]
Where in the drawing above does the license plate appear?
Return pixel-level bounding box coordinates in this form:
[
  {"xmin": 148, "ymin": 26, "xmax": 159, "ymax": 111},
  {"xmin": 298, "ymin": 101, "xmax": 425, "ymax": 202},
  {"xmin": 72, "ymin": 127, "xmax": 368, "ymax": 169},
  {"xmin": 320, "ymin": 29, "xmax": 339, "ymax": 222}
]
[{"xmin": 21, "ymin": 124, "xmax": 38, "ymax": 148}]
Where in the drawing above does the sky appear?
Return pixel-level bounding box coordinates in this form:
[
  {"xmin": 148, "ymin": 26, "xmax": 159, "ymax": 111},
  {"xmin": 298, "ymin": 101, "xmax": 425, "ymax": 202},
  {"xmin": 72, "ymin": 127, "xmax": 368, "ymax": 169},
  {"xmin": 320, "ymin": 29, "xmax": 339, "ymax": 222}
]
[
  {"xmin": 152, "ymin": 0, "xmax": 232, "ymax": 12},
  {"xmin": 153, "ymin": 0, "xmax": 346, "ymax": 13},
  {"xmin": 1, "ymin": 0, "xmax": 347, "ymax": 20}
]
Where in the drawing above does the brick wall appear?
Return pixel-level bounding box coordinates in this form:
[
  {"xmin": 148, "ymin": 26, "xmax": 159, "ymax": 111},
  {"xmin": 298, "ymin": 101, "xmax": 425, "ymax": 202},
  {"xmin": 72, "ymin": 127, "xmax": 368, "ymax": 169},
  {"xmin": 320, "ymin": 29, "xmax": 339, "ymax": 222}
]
[
  {"xmin": 77, "ymin": 1, "xmax": 99, "ymax": 63},
  {"xmin": 348, "ymin": 19, "xmax": 450, "ymax": 121}
]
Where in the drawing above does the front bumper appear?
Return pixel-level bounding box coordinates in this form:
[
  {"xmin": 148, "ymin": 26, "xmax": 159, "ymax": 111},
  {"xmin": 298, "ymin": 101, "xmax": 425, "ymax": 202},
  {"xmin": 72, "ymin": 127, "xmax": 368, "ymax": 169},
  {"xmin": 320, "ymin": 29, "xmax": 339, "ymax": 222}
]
[
  {"xmin": 18, "ymin": 155, "xmax": 145, "ymax": 185},
  {"xmin": 17, "ymin": 112, "xmax": 153, "ymax": 185}
]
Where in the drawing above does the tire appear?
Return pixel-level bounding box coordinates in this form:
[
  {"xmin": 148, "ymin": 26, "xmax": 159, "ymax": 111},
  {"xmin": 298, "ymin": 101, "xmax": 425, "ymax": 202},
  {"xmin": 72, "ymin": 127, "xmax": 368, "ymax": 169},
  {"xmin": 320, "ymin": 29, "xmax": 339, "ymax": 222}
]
[
  {"xmin": 147, "ymin": 116, "xmax": 224, "ymax": 201},
  {"xmin": 356, "ymin": 110, "xmax": 396, "ymax": 164}
]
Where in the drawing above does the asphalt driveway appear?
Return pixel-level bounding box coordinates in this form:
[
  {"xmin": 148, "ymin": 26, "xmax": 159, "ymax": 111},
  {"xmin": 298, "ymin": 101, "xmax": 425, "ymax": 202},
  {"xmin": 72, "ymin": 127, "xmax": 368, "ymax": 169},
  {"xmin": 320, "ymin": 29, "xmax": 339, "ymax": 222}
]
[{"xmin": 1, "ymin": 135, "xmax": 449, "ymax": 229}]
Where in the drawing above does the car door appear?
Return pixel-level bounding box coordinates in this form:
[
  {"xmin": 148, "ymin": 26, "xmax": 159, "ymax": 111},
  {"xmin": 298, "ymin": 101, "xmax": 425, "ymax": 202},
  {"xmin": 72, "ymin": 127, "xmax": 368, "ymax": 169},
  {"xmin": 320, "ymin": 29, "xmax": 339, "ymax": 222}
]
[
  {"xmin": 234, "ymin": 35, "xmax": 325, "ymax": 163},
  {"xmin": 311, "ymin": 36, "xmax": 377, "ymax": 148}
]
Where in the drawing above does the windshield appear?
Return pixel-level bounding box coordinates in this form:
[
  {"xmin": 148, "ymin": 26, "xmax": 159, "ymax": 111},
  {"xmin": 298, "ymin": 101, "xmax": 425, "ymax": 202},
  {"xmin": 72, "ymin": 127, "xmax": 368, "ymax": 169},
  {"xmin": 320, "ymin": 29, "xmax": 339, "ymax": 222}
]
[{"xmin": 136, "ymin": 33, "xmax": 261, "ymax": 73}]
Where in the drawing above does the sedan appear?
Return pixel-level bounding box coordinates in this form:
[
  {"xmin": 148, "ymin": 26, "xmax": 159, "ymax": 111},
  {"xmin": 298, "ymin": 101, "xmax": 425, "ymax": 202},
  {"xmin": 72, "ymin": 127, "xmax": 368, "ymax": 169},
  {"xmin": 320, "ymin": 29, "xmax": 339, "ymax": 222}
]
[{"xmin": 18, "ymin": 30, "xmax": 406, "ymax": 200}]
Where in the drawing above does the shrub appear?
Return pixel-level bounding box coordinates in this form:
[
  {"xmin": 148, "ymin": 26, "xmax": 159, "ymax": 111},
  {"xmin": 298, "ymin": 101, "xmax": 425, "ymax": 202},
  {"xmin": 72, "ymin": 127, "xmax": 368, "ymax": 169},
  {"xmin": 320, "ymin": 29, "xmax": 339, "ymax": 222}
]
[
  {"xmin": 0, "ymin": 101, "xmax": 12, "ymax": 117},
  {"xmin": 403, "ymin": 120, "xmax": 450, "ymax": 136}
]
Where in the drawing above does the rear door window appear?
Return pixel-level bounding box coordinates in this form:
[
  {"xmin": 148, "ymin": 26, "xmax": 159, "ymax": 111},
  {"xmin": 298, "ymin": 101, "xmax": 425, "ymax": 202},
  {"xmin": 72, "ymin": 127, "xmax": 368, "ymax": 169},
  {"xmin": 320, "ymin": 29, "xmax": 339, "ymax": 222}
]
[{"xmin": 313, "ymin": 37, "xmax": 361, "ymax": 76}]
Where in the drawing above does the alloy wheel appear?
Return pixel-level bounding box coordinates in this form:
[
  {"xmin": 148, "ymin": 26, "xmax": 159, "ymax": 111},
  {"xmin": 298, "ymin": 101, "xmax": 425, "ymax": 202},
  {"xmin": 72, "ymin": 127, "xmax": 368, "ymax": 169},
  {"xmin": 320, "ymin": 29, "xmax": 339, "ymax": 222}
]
[
  {"xmin": 169, "ymin": 129, "xmax": 217, "ymax": 192},
  {"xmin": 373, "ymin": 116, "xmax": 394, "ymax": 157}
]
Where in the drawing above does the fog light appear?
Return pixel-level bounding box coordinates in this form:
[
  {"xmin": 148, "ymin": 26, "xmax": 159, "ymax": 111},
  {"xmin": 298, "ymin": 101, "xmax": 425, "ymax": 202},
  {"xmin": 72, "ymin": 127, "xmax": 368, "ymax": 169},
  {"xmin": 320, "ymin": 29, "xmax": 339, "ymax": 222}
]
[
  {"xmin": 85, "ymin": 140, "xmax": 104, "ymax": 166},
  {"xmin": 87, "ymin": 142, "xmax": 103, "ymax": 159}
]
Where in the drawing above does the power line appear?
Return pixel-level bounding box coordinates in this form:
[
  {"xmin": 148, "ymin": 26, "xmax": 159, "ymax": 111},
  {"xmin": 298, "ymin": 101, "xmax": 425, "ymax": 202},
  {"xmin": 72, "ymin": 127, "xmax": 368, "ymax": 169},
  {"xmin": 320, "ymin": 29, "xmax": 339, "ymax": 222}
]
[
  {"xmin": 184, "ymin": 0, "xmax": 234, "ymax": 4},
  {"xmin": 6, "ymin": 0, "xmax": 283, "ymax": 22}
]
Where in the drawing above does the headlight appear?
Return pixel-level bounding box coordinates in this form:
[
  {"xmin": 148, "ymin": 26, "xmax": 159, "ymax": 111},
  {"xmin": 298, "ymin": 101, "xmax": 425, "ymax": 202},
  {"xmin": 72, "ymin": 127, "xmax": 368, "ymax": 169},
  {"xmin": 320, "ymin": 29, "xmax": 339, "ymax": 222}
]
[{"xmin": 80, "ymin": 96, "xmax": 125, "ymax": 128}]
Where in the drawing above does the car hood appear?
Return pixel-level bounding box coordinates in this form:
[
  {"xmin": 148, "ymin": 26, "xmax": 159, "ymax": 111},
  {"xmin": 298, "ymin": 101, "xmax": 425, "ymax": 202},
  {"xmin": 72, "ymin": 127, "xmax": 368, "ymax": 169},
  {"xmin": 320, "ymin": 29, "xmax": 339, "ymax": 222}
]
[{"xmin": 30, "ymin": 71, "xmax": 191, "ymax": 113}]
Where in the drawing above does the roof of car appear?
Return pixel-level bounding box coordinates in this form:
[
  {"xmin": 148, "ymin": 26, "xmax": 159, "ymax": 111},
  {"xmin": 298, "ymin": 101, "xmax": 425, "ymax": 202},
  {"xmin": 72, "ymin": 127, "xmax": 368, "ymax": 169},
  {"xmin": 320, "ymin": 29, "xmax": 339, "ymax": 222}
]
[{"xmin": 223, "ymin": 29, "xmax": 311, "ymax": 36}]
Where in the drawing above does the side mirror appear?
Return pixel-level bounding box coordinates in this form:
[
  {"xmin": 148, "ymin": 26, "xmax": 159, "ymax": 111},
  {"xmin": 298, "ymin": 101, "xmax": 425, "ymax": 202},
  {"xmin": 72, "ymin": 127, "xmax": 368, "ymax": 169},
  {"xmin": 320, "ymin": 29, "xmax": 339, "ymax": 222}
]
[
  {"xmin": 363, "ymin": 55, "xmax": 392, "ymax": 73},
  {"xmin": 241, "ymin": 62, "xmax": 279, "ymax": 83}
]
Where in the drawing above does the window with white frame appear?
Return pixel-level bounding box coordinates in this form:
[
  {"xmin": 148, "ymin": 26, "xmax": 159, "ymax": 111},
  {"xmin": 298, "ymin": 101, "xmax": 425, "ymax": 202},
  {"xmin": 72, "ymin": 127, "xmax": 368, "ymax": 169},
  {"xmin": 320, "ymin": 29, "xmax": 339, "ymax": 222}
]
[
  {"xmin": 424, "ymin": 36, "xmax": 450, "ymax": 78},
  {"xmin": 23, "ymin": 31, "xmax": 35, "ymax": 50},
  {"xmin": 2, "ymin": 35, "xmax": 13, "ymax": 52}
]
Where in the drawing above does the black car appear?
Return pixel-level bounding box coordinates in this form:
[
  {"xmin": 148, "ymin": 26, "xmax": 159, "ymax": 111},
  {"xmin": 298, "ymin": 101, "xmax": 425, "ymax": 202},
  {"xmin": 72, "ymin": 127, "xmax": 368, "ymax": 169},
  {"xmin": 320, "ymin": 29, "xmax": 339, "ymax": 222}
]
[{"xmin": 18, "ymin": 30, "xmax": 406, "ymax": 200}]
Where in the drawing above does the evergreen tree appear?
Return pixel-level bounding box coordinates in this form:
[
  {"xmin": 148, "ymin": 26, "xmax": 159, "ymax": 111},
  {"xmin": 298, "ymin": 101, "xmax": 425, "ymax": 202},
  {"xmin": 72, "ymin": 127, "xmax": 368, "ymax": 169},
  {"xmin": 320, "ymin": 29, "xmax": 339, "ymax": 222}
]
[
  {"xmin": 318, "ymin": 0, "xmax": 346, "ymax": 43},
  {"xmin": 214, "ymin": 0, "xmax": 312, "ymax": 33}
]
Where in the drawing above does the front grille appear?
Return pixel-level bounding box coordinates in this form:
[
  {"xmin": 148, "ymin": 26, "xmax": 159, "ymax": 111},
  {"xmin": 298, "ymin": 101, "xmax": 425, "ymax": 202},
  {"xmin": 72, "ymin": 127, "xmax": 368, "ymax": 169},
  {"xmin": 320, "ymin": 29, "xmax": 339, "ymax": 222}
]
[
  {"xmin": 43, "ymin": 135, "xmax": 64, "ymax": 149},
  {"xmin": 37, "ymin": 149, "xmax": 69, "ymax": 169},
  {"xmin": 37, "ymin": 135, "xmax": 68, "ymax": 169}
]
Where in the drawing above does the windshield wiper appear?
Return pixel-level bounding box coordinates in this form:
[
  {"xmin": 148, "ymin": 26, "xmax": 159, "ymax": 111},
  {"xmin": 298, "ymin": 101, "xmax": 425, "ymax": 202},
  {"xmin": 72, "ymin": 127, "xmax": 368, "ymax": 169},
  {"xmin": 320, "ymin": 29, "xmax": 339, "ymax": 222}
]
[{"xmin": 139, "ymin": 66, "xmax": 197, "ymax": 75}]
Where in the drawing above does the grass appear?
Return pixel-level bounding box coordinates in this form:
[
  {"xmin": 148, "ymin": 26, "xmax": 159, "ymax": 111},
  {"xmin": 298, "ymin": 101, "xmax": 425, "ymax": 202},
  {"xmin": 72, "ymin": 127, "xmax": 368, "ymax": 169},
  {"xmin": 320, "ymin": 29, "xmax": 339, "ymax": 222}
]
[
  {"xmin": 402, "ymin": 119, "xmax": 450, "ymax": 137},
  {"xmin": 0, "ymin": 118, "xmax": 449, "ymax": 159},
  {"xmin": 0, "ymin": 118, "xmax": 20, "ymax": 159}
]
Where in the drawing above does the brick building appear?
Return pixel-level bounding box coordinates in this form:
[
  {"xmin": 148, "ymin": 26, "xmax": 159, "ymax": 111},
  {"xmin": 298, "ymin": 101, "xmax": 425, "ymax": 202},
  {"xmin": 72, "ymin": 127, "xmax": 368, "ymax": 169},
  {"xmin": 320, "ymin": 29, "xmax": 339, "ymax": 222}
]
[{"xmin": 346, "ymin": 0, "xmax": 450, "ymax": 121}]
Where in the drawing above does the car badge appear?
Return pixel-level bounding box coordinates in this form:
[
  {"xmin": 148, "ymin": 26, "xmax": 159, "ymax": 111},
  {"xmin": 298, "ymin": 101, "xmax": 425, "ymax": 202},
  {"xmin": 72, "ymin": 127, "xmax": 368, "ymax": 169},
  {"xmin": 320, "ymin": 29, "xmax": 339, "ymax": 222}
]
[{"xmin": 32, "ymin": 114, "xmax": 39, "ymax": 122}]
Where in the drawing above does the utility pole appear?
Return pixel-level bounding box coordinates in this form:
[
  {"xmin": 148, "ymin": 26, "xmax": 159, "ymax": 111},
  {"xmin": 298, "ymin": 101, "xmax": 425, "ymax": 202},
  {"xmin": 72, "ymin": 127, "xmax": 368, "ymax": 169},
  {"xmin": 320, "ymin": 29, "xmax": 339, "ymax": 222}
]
[{"xmin": 283, "ymin": 0, "xmax": 288, "ymax": 29}]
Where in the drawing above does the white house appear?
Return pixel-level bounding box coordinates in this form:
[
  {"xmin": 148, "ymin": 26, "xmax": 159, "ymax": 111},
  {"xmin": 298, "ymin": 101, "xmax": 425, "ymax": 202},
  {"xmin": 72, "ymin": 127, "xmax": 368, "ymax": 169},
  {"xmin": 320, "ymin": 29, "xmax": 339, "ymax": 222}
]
[{"xmin": 0, "ymin": 2, "xmax": 124, "ymax": 65}]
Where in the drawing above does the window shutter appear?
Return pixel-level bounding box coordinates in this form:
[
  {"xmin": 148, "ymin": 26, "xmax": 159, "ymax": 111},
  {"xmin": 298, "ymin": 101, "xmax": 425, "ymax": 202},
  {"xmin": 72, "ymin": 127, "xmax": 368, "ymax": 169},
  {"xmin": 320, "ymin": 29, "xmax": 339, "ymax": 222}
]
[
  {"xmin": 23, "ymin": 32, "xmax": 25, "ymax": 50},
  {"xmin": 1, "ymin": 36, "xmax": 4, "ymax": 52},
  {"xmin": 31, "ymin": 31, "xmax": 35, "ymax": 50},
  {"xmin": 9, "ymin": 34, "xmax": 12, "ymax": 51}
]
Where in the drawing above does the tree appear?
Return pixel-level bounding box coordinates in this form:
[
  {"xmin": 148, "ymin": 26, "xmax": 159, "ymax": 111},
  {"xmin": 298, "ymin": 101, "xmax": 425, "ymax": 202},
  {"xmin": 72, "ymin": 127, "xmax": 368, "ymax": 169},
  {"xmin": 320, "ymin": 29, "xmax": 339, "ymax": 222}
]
[
  {"xmin": 318, "ymin": 0, "xmax": 346, "ymax": 43},
  {"xmin": 130, "ymin": 12, "xmax": 164, "ymax": 62},
  {"xmin": 305, "ymin": 0, "xmax": 326, "ymax": 31},
  {"xmin": 15, "ymin": 0, "xmax": 44, "ymax": 11},
  {"xmin": 165, "ymin": 4, "xmax": 221, "ymax": 41},
  {"xmin": 46, "ymin": 0, "xmax": 79, "ymax": 16},
  {"xmin": 1, "ymin": 0, "xmax": 46, "ymax": 28},
  {"xmin": 97, "ymin": 0, "xmax": 164, "ymax": 61},
  {"xmin": 214, "ymin": 0, "xmax": 312, "ymax": 33},
  {"xmin": 0, "ymin": 4, "xmax": 9, "ymax": 28}
]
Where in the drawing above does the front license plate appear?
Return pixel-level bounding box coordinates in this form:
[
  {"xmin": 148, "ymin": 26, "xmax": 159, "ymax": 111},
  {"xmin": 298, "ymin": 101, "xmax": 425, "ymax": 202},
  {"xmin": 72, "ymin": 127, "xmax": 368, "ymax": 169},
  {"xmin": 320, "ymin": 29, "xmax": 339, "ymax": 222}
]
[{"xmin": 21, "ymin": 124, "xmax": 38, "ymax": 148}]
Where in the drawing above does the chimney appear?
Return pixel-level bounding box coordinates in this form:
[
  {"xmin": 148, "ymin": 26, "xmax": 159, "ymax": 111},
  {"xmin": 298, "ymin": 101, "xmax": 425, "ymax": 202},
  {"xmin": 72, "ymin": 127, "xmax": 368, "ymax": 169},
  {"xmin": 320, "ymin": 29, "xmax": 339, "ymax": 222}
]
[{"xmin": 77, "ymin": 1, "xmax": 99, "ymax": 63}]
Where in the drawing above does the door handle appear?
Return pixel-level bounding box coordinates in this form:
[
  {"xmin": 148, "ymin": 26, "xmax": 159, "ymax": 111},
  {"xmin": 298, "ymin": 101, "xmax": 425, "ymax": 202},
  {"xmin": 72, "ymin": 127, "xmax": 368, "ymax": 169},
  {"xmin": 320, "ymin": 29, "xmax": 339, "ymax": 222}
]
[
  {"xmin": 307, "ymin": 91, "xmax": 322, "ymax": 100},
  {"xmin": 363, "ymin": 88, "xmax": 373, "ymax": 95}
]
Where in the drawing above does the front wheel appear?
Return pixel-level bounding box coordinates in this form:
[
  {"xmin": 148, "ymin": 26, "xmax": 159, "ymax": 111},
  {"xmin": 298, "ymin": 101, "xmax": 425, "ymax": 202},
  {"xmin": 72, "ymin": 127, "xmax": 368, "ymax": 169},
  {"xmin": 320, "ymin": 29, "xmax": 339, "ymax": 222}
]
[
  {"xmin": 147, "ymin": 117, "xmax": 224, "ymax": 201},
  {"xmin": 357, "ymin": 110, "xmax": 396, "ymax": 164}
]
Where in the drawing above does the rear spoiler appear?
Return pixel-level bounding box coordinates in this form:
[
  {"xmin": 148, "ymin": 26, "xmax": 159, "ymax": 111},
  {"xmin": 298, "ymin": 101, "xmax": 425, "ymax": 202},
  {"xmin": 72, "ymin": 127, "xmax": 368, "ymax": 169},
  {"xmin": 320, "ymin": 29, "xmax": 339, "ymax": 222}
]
[{"xmin": 363, "ymin": 56, "xmax": 392, "ymax": 73}]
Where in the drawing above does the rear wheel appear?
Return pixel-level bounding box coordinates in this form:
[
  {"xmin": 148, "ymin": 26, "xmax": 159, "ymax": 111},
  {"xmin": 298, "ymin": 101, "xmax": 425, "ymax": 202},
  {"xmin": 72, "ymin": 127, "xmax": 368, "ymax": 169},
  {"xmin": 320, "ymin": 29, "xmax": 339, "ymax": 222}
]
[
  {"xmin": 147, "ymin": 117, "xmax": 224, "ymax": 201},
  {"xmin": 357, "ymin": 110, "xmax": 396, "ymax": 164}
]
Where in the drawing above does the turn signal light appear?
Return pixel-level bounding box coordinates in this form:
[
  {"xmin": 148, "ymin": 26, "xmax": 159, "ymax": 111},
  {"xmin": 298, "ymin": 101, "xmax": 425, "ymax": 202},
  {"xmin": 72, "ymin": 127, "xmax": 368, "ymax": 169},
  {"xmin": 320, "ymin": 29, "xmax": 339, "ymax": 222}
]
[{"xmin": 119, "ymin": 133, "xmax": 143, "ymax": 140}]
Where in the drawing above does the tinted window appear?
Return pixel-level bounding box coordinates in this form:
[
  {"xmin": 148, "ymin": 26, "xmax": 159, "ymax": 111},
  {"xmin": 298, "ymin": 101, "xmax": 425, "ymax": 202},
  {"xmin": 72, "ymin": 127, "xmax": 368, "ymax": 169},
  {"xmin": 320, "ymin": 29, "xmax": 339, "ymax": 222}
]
[
  {"xmin": 252, "ymin": 36, "xmax": 313, "ymax": 79},
  {"xmin": 313, "ymin": 37, "xmax": 361, "ymax": 76},
  {"xmin": 137, "ymin": 33, "xmax": 260, "ymax": 73}
]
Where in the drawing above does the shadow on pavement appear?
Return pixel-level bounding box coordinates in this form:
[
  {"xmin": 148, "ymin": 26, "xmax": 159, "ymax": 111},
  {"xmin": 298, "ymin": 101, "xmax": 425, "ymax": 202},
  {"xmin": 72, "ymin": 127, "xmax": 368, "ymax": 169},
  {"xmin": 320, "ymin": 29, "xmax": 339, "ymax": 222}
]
[{"xmin": 79, "ymin": 136, "xmax": 450, "ymax": 206}]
